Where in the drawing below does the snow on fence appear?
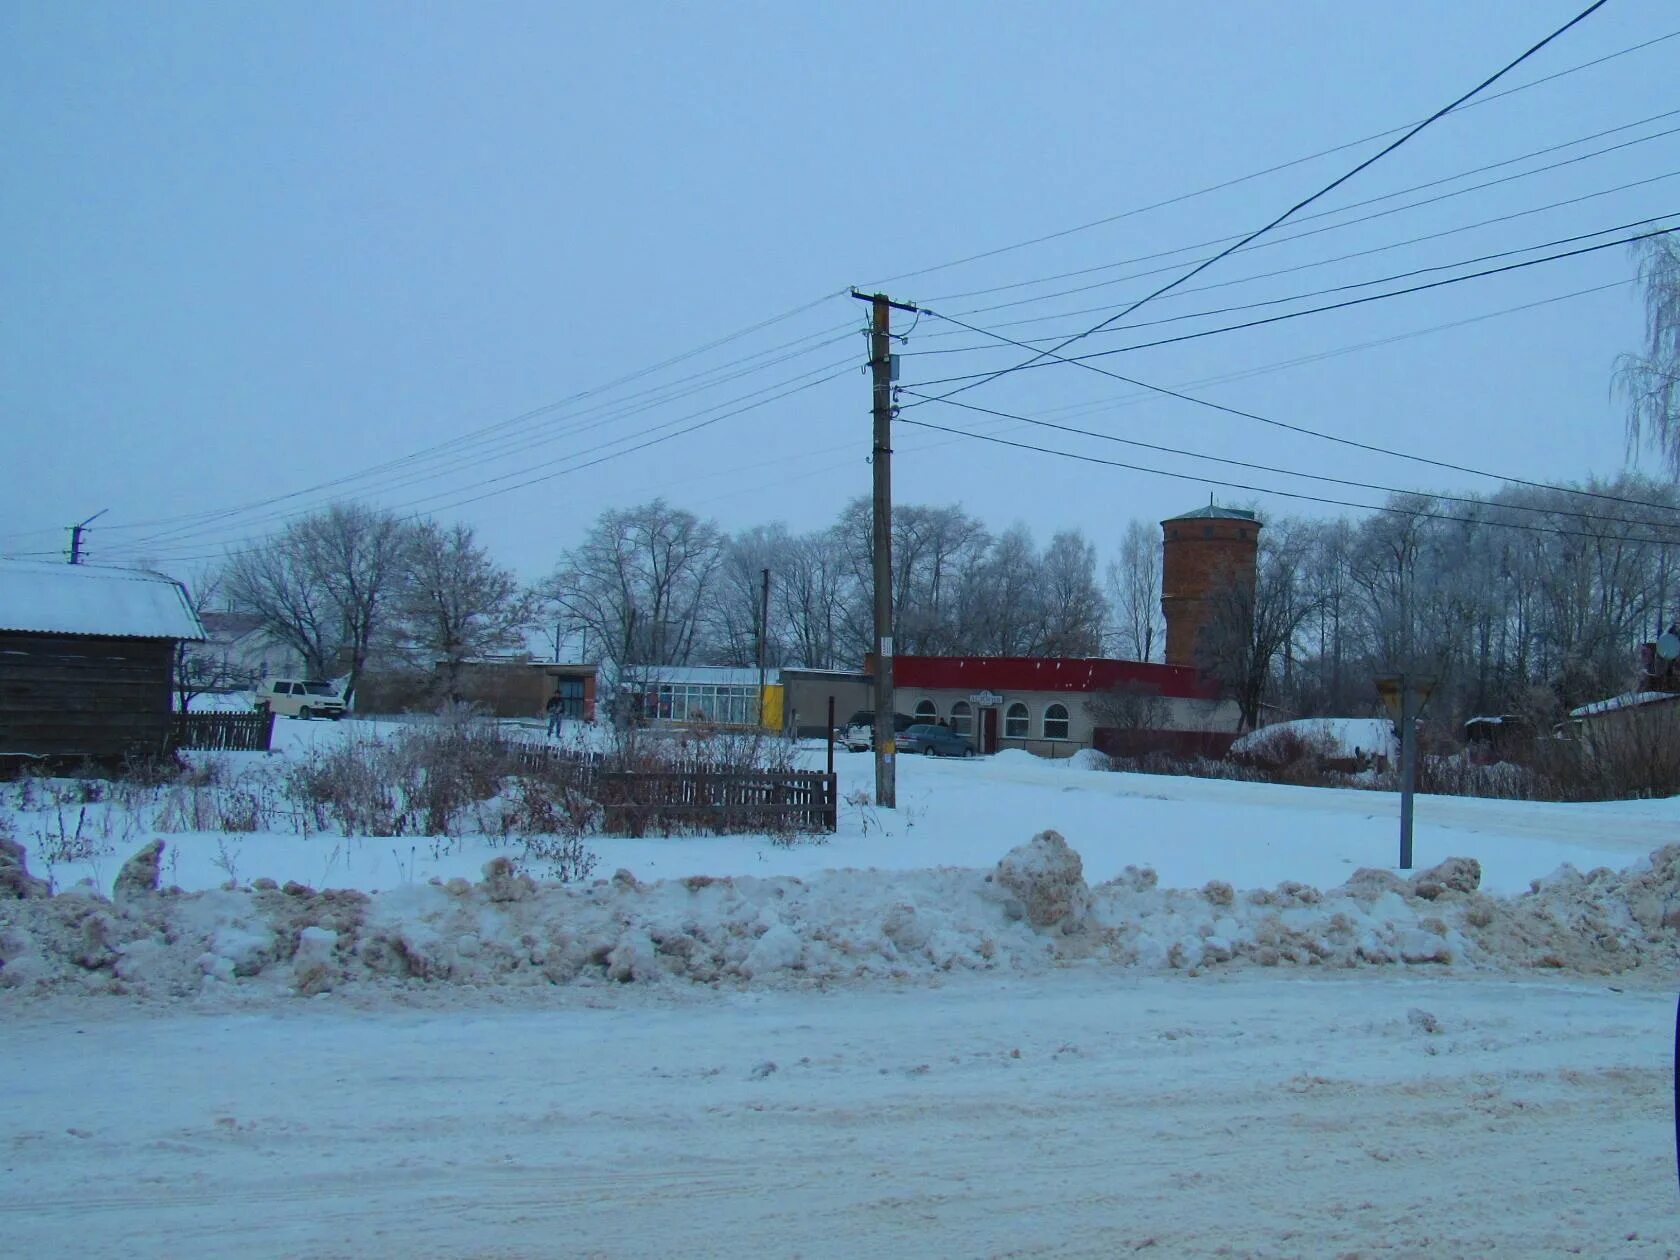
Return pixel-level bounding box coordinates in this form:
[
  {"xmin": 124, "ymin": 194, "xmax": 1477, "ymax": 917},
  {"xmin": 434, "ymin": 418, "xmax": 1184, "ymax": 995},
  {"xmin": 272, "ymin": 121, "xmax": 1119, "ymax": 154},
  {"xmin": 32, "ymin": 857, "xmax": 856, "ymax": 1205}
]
[{"xmin": 170, "ymin": 710, "xmax": 275, "ymax": 753}]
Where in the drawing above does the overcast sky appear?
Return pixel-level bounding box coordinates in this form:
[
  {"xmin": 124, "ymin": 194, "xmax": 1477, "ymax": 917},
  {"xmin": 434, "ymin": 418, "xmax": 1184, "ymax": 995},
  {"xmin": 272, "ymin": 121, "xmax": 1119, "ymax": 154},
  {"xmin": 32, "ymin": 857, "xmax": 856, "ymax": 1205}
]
[{"xmin": 2, "ymin": 1, "xmax": 1676, "ymax": 584}]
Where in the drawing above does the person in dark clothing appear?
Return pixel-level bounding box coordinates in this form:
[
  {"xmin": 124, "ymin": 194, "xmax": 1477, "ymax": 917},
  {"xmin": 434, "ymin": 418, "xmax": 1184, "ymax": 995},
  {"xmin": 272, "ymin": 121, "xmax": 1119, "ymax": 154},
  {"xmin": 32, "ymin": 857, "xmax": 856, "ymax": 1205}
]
[{"xmin": 544, "ymin": 690, "xmax": 564, "ymax": 736}]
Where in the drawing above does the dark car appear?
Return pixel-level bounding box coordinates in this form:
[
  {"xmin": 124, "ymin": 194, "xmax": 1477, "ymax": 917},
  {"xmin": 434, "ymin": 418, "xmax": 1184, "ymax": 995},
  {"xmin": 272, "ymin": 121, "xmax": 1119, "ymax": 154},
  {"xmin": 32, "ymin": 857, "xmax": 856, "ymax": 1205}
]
[{"xmin": 897, "ymin": 723, "xmax": 975, "ymax": 758}]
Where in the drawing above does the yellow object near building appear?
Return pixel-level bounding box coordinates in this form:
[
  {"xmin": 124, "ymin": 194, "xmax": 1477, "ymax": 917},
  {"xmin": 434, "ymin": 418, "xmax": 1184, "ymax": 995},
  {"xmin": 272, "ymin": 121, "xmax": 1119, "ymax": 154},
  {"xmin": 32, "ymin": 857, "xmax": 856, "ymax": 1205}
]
[{"xmin": 759, "ymin": 683, "xmax": 784, "ymax": 732}]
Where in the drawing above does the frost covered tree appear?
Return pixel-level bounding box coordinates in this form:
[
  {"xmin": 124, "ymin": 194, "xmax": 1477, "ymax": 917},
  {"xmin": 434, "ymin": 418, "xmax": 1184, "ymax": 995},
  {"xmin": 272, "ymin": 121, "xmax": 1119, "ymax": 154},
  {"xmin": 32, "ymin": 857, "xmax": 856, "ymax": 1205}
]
[
  {"xmin": 1106, "ymin": 519, "xmax": 1163, "ymax": 662},
  {"xmin": 546, "ymin": 499, "xmax": 723, "ymax": 682},
  {"xmin": 1617, "ymin": 236, "xmax": 1680, "ymax": 476}
]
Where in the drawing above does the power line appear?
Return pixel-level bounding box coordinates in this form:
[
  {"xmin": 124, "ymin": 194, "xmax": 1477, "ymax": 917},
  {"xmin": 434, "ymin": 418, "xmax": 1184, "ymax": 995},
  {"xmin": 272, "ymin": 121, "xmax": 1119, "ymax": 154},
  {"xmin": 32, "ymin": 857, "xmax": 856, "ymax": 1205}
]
[
  {"xmin": 910, "ymin": 0, "xmax": 1612, "ymax": 409},
  {"xmin": 897, "ymin": 389, "xmax": 1680, "ymax": 535},
  {"xmin": 928, "ymin": 108, "xmax": 1680, "ymax": 310},
  {"xmin": 919, "ymin": 147, "xmax": 1680, "ymax": 340},
  {"xmin": 104, "ymin": 365, "xmax": 855, "ymax": 566},
  {"xmin": 904, "ymin": 203, "xmax": 1679, "ymax": 359},
  {"xmin": 118, "ymin": 334, "xmax": 860, "ymax": 553},
  {"xmin": 863, "ymin": 26, "xmax": 1676, "ymax": 290},
  {"xmin": 904, "ymin": 223, "xmax": 1680, "ymax": 391},
  {"xmin": 913, "ymin": 299, "xmax": 1680, "ymax": 517},
  {"xmin": 895, "ymin": 414, "xmax": 1680, "ymax": 547}
]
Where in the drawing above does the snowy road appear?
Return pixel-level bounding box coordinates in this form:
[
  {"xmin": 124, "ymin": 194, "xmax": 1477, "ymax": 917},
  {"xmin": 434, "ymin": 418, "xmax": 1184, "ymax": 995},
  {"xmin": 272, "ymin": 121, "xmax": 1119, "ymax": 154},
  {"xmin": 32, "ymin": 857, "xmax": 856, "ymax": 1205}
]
[{"xmin": 7, "ymin": 971, "xmax": 1678, "ymax": 1258}]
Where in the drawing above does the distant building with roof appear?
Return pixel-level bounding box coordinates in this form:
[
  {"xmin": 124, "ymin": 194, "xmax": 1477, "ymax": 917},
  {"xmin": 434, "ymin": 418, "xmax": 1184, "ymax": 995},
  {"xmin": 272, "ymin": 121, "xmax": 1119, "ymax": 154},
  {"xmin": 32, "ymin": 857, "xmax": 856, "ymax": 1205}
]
[{"xmin": 0, "ymin": 560, "xmax": 206, "ymax": 766}]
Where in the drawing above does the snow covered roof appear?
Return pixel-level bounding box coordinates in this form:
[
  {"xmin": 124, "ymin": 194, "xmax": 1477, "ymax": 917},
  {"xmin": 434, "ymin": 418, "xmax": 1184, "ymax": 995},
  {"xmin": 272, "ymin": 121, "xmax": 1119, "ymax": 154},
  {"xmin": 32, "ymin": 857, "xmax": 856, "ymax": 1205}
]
[
  {"xmin": 624, "ymin": 665, "xmax": 779, "ymax": 688},
  {"xmin": 1567, "ymin": 691, "xmax": 1680, "ymax": 719},
  {"xmin": 0, "ymin": 560, "xmax": 206, "ymax": 641}
]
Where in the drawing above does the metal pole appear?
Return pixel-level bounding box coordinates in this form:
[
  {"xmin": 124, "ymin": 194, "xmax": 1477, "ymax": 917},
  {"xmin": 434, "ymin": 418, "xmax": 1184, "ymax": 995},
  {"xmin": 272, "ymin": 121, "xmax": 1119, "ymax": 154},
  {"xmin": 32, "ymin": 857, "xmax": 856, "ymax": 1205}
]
[
  {"xmin": 827, "ymin": 696, "xmax": 835, "ymax": 778},
  {"xmin": 1399, "ymin": 677, "xmax": 1417, "ymax": 870}
]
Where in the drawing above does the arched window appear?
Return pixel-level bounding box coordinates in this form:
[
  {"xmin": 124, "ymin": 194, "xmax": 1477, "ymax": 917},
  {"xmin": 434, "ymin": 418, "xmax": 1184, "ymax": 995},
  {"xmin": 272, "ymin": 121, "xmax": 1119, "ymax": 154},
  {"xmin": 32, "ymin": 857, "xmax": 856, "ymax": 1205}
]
[
  {"xmin": 950, "ymin": 700, "xmax": 972, "ymax": 736},
  {"xmin": 1043, "ymin": 702, "xmax": 1070, "ymax": 741},
  {"xmin": 1004, "ymin": 702, "xmax": 1029, "ymax": 739},
  {"xmin": 914, "ymin": 699, "xmax": 937, "ymax": 721}
]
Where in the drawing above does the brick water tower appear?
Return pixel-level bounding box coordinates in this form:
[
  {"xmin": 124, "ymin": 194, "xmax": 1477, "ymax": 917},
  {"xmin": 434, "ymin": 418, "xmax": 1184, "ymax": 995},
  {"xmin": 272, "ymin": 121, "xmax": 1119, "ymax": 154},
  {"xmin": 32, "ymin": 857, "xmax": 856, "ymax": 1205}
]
[{"xmin": 1160, "ymin": 504, "xmax": 1261, "ymax": 668}]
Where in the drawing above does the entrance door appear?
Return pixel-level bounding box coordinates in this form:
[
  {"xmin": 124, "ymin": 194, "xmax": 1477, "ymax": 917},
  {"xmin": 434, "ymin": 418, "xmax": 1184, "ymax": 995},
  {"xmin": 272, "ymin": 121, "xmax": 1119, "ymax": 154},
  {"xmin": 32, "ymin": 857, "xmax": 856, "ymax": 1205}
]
[{"xmin": 981, "ymin": 707, "xmax": 999, "ymax": 754}]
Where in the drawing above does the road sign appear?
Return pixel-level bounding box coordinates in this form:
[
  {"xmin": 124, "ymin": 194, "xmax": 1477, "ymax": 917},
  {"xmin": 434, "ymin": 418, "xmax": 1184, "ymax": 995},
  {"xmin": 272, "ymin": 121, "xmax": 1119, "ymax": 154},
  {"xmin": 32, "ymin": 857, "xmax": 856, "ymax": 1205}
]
[{"xmin": 1374, "ymin": 673, "xmax": 1437, "ymax": 723}]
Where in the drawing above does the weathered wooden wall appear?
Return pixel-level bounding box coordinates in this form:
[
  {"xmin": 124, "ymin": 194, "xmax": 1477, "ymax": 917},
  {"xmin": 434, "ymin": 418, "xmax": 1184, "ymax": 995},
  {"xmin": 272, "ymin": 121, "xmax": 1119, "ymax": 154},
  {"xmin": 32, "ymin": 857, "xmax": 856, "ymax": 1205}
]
[{"xmin": 0, "ymin": 632, "xmax": 176, "ymax": 762}]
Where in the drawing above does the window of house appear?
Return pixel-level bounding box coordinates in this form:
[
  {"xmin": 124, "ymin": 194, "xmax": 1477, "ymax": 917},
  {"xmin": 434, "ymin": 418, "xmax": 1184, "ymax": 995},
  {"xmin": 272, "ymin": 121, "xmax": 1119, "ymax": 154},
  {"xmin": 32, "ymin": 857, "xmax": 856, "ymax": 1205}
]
[
  {"xmin": 1005, "ymin": 702, "xmax": 1029, "ymax": 738},
  {"xmin": 914, "ymin": 699, "xmax": 937, "ymax": 721},
  {"xmin": 950, "ymin": 701, "xmax": 972, "ymax": 736},
  {"xmin": 1043, "ymin": 702, "xmax": 1070, "ymax": 740}
]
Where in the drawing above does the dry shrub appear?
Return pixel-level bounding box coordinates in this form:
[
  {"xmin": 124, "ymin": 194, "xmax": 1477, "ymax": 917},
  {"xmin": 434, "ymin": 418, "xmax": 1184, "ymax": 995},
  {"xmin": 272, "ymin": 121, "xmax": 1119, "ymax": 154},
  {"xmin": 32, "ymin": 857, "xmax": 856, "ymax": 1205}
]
[{"xmin": 1229, "ymin": 726, "xmax": 1349, "ymax": 787}]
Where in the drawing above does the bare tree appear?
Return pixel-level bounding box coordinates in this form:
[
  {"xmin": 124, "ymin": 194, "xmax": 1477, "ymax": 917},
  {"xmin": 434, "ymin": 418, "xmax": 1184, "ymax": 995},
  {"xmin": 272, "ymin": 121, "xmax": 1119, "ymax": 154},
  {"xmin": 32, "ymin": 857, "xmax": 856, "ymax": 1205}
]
[
  {"xmin": 1083, "ymin": 680, "xmax": 1167, "ymax": 735},
  {"xmin": 779, "ymin": 530, "xmax": 848, "ymax": 669},
  {"xmin": 546, "ymin": 500, "xmax": 724, "ymax": 705},
  {"xmin": 397, "ymin": 521, "xmax": 536, "ymax": 702},
  {"xmin": 1199, "ymin": 527, "xmax": 1318, "ymax": 732},
  {"xmin": 172, "ymin": 566, "xmax": 237, "ymax": 713},
  {"xmin": 1616, "ymin": 236, "xmax": 1680, "ymax": 476},
  {"xmin": 223, "ymin": 503, "xmax": 408, "ymax": 705},
  {"xmin": 1040, "ymin": 529, "xmax": 1105, "ymax": 656},
  {"xmin": 1106, "ymin": 519, "xmax": 1163, "ymax": 661}
]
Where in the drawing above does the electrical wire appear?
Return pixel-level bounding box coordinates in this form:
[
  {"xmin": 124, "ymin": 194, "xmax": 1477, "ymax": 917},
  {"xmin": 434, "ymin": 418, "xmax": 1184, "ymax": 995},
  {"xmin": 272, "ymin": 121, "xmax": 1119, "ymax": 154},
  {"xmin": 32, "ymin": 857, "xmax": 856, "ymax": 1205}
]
[
  {"xmin": 911, "ymin": 0, "xmax": 1612, "ymax": 409},
  {"xmin": 894, "ymin": 414, "xmax": 1680, "ymax": 547},
  {"xmin": 928, "ymin": 108, "xmax": 1680, "ymax": 309},
  {"xmin": 862, "ymin": 25, "xmax": 1675, "ymax": 290},
  {"xmin": 25, "ymin": 292, "xmax": 856, "ymax": 546},
  {"xmin": 912, "ymin": 296, "xmax": 1680, "ymax": 517},
  {"xmin": 103, "ymin": 365, "xmax": 855, "ymax": 566},
  {"xmin": 905, "ymin": 204, "xmax": 1680, "ymax": 359},
  {"xmin": 897, "ymin": 389, "xmax": 1680, "ymax": 535},
  {"xmin": 903, "ymin": 223, "xmax": 1680, "ymax": 392}
]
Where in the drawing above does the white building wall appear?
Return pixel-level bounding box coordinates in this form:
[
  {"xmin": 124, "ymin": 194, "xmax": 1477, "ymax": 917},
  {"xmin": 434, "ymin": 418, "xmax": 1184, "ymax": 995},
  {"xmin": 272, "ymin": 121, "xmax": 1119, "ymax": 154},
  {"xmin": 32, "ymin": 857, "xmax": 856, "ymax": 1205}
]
[{"xmin": 895, "ymin": 686, "xmax": 1241, "ymax": 756}]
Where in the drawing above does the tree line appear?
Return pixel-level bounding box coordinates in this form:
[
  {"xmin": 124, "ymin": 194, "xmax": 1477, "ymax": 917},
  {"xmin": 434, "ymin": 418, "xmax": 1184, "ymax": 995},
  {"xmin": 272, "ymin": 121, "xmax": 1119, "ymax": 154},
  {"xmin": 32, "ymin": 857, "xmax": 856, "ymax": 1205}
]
[
  {"xmin": 189, "ymin": 473, "xmax": 1680, "ymax": 735},
  {"xmin": 197, "ymin": 236, "xmax": 1680, "ymax": 731}
]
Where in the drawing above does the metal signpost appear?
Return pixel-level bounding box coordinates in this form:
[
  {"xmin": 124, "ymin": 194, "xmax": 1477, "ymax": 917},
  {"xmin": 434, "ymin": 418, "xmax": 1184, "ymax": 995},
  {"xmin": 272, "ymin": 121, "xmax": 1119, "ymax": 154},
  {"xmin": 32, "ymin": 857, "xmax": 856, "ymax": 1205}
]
[{"xmin": 1375, "ymin": 673, "xmax": 1436, "ymax": 870}]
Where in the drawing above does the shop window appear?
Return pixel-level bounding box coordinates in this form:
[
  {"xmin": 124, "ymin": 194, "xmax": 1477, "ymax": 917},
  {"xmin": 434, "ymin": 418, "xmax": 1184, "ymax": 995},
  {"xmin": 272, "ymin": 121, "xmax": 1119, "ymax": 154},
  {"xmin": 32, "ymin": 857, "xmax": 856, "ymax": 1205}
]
[
  {"xmin": 1043, "ymin": 703, "xmax": 1070, "ymax": 740},
  {"xmin": 950, "ymin": 701, "xmax": 972, "ymax": 736},
  {"xmin": 914, "ymin": 699, "xmax": 937, "ymax": 721},
  {"xmin": 1005, "ymin": 702, "xmax": 1029, "ymax": 739}
]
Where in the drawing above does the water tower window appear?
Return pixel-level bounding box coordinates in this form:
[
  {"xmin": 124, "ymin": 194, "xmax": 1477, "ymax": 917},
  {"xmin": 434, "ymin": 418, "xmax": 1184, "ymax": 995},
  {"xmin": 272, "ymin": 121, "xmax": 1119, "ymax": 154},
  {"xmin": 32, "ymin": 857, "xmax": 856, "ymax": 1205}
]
[{"xmin": 1203, "ymin": 526, "xmax": 1213, "ymax": 538}]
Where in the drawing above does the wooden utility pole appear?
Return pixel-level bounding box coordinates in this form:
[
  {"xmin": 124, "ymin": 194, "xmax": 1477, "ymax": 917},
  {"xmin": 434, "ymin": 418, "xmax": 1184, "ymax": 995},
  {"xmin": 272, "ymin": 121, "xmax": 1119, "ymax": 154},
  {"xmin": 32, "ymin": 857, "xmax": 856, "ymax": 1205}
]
[
  {"xmin": 851, "ymin": 289, "xmax": 917, "ymax": 808},
  {"xmin": 756, "ymin": 566, "xmax": 770, "ymax": 728}
]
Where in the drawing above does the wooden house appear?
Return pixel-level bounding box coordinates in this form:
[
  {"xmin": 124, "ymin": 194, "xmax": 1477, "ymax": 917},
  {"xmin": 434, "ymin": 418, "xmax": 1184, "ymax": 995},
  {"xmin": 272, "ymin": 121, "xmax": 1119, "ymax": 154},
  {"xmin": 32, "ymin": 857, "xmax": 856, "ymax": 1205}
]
[{"xmin": 0, "ymin": 560, "xmax": 206, "ymax": 768}]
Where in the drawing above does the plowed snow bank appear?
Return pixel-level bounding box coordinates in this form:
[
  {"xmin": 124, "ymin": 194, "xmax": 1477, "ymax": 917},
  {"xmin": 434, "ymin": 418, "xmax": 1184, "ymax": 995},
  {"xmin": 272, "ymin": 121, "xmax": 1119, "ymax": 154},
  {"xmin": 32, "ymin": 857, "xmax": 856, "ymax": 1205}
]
[{"xmin": 3, "ymin": 832, "xmax": 1677, "ymax": 998}]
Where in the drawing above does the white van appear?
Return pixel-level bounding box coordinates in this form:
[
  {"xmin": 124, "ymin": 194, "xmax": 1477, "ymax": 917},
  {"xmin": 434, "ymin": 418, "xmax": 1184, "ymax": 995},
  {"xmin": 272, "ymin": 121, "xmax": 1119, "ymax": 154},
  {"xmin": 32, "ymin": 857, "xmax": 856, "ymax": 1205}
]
[{"xmin": 255, "ymin": 679, "xmax": 347, "ymax": 720}]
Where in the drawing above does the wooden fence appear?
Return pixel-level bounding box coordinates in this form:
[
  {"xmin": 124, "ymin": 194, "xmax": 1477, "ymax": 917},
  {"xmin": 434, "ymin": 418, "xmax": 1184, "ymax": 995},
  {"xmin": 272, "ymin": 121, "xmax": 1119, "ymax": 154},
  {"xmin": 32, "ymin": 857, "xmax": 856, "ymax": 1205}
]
[
  {"xmin": 170, "ymin": 710, "xmax": 276, "ymax": 753},
  {"xmin": 505, "ymin": 741, "xmax": 837, "ymax": 835},
  {"xmin": 596, "ymin": 769, "xmax": 837, "ymax": 836}
]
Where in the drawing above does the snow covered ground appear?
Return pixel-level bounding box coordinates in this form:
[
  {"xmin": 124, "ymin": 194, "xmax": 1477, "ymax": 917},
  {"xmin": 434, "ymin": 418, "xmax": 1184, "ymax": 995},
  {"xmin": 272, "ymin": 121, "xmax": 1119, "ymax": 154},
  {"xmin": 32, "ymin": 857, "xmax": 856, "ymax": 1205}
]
[{"xmin": 5, "ymin": 718, "xmax": 1680, "ymax": 1256}]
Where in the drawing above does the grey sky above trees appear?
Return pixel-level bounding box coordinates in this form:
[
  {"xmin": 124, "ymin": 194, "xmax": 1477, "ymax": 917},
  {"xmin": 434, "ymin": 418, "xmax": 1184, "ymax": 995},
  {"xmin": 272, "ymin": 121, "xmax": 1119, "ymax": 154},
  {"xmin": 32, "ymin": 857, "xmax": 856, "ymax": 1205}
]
[{"xmin": 3, "ymin": 3, "xmax": 1677, "ymax": 579}]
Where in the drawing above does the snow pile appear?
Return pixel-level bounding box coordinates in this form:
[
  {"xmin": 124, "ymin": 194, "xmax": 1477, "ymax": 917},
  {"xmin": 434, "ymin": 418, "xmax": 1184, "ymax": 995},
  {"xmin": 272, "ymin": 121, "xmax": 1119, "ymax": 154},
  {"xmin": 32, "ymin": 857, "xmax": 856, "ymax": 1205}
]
[
  {"xmin": 1232, "ymin": 717, "xmax": 1396, "ymax": 761},
  {"xmin": 4, "ymin": 836, "xmax": 1680, "ymax": 999}
]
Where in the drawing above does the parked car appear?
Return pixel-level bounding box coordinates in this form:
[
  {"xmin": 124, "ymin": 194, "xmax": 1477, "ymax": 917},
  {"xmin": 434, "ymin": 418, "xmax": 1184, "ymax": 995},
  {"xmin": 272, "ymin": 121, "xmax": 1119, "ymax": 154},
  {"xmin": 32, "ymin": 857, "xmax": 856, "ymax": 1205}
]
[
  {"xmin": 838, "ymin": 710, "xmax": 914, "ymax": 752},
  {"xmin": 254, "ymin": 678, "xmax": 347, "ymax": 720},
  {"xmin": 897, "ymin": 722, "xmax": 975, "ymax": 758}
]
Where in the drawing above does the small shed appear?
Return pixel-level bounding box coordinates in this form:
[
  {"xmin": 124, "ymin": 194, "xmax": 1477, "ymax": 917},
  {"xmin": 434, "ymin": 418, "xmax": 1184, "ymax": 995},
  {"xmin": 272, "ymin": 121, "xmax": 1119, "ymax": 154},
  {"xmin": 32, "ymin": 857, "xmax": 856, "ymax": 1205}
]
[{"xmin": 0, "ymin": 560, "xmax": 206, "ymax": 766}]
